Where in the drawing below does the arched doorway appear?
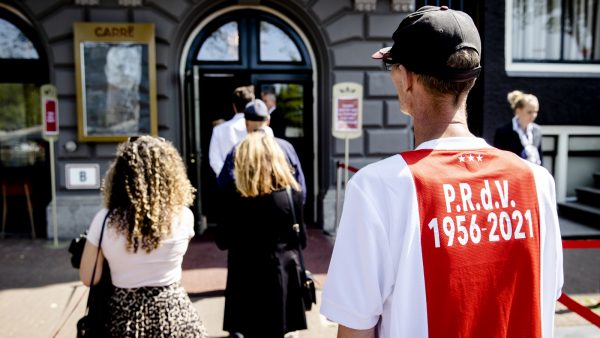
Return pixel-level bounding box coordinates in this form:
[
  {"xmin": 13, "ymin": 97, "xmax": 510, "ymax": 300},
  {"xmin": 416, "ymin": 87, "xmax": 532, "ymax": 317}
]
[
  {"xmin": 182, "ymin": 8, "xmax": 316, "ymax": 228},
  {"xmin": 0, "ymin": 4, "xmax": 50, "ymax": 238}
]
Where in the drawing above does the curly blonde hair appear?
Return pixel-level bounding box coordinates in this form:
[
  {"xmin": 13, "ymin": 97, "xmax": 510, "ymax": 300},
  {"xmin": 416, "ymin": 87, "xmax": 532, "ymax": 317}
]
[
  {"xmin": 234, "ymin": 132, "xmax": 300, "ymax": 197},
  {"xmin": 102, "ymin": 136, "xmax": 195, "ymax": 253}
]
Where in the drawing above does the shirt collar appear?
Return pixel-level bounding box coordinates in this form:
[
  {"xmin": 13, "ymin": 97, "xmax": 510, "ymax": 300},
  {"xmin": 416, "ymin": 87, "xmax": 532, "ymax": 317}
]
[{"xmin": 415, "ymin": 137, "xmax": 492, "ymax": 151}]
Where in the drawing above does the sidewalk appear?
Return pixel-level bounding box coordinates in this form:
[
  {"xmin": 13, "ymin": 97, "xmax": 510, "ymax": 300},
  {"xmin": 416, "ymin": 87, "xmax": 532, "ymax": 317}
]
[{"xmin": 0, "ymin": 228, "xmax": 598, "ymax": 337}]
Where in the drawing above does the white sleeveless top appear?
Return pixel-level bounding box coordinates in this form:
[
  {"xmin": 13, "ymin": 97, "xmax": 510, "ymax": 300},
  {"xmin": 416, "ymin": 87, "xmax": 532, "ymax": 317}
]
[{"xmin": 86, "ymin": 207, "xmax": 195, "ymax": 288}]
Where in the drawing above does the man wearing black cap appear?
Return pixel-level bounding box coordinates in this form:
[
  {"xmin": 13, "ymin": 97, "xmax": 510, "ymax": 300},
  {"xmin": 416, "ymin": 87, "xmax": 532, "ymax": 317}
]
[
  {"xmin": 320, "ymin": 6, "xmax": 563, "ymax": 338},
  {"xmin": 217, "ymin": 99, "xmax": 306, "ymax": 204}
]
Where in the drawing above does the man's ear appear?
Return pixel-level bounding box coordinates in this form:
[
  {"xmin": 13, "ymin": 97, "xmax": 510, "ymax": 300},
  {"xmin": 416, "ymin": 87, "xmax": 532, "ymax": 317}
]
[{"xmin": 399, "ymin": 64, "xmax": 413, "ymax": 93}]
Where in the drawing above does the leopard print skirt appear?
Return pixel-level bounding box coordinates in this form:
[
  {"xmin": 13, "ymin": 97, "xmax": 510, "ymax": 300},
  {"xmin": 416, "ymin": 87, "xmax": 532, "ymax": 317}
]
[{"xmin": 108, "ymin": 282, "xmax": 208, "ymax": 338}]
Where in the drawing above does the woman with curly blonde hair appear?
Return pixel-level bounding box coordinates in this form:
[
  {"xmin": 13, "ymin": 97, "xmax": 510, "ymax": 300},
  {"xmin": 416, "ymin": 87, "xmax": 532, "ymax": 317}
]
[
  {"xmin": 216, "ymin": 131, "xmax": 308, "ymax": 338},
  {"xmin": 80, "ymin": 135, "xmax": 207, "ymax": 337}
]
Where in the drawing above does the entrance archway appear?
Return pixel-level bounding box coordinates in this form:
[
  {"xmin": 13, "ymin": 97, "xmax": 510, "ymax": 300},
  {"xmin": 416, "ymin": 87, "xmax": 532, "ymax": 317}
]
[
  {"xmin": 181, "ymin": 7, "xmax": 318, "ymax": 228},
  {"xmin": 0, "ymin": 4, "xmax": 50, "ymax": 238}
]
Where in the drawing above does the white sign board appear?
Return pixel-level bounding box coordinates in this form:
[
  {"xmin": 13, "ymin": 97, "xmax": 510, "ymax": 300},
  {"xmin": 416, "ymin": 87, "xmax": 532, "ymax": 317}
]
[
  {"xmin": 65, "ymin": 163, "xmax": 100, "ymax": 189},
  {"xmin": 332, "ymin": 82, "xmax": 363, "ymax": 139},
  {"xmin": 41, "ymin": 84, "xmax": 59, "ymax": 140}
]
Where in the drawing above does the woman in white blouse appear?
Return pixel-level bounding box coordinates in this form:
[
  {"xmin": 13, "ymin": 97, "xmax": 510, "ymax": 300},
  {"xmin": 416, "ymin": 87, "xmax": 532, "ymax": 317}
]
[
  {"xmin": 494, "ymin": 90, "xmax": 543, "ymax": 165},
  {"xmin": 80, "ymin": 135, "xmax": 207, "ymax": 337}
]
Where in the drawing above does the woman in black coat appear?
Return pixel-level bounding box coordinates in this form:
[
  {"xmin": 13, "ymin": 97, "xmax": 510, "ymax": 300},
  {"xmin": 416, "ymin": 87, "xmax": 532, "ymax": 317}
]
[
  {"xmin": 494, "ymin": 90, "xmax": 542, "ymax": 165},
  {"xmin": 216, "ymin": 132, "xmax": 308, "ymax": 338}
]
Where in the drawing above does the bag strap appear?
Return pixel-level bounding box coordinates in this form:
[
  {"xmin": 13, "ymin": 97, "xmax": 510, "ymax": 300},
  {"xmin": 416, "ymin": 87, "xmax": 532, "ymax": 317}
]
[
  {"xmin": 50, "ymin": 285, "xmax": 87, "ymax": 338},
  {"xmin": 86, "ymin": 210, "xmax": 110, "ymax": 307},
  {"xmin": 50, "ymin": 211, "xmax": 109, "ymax": 337},
  {"xmin": 285, "ymin": 187, "xmax": 307, "ymax": 274}
]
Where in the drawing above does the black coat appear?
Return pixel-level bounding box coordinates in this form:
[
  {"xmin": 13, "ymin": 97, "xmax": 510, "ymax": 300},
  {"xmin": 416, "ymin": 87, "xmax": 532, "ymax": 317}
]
[
  {"xmin": 493, "ymin": 120, "xmax": 543, "ymax": 164},
  {"xmin": 269, "ymin": 107, "xmax": 286, "ymax": 139},
  {"xmin": 216, "ymin": 188, "xmax": 308, "ymax": 338}
]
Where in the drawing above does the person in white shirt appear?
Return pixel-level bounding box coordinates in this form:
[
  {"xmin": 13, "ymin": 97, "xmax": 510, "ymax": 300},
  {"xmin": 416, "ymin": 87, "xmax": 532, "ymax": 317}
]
[
  {"xmin": 208, "ymin": 85, "xmax": 254, "ymax": 175},
  {"xmin": 80, "ymin": 135, "xmax": 207, "ymax": 337},
  {"xmin": 320, "ymin": 6, "xmax": 563, "ymax": 338}
]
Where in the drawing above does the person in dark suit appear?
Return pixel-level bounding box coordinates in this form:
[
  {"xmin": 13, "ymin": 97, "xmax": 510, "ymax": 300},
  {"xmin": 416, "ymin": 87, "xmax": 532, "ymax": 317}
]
[
  {"xmin": 215, "ymin": 131, "xmax": 308, "ymax": 338},
  {"xmin": 494, "ymin": 90, "xmax": 542, "ymax": 165},
  {"xmin": 262, "ymin": 90, "xmax": 286, "ymax": 138}
]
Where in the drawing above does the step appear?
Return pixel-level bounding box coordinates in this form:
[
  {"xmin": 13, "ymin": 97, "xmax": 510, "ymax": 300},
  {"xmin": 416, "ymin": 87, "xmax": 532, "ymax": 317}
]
[
  {"xmin": 558, "ymin": 202, "xmax": 600, "ymax": 230},
  {"xmin": 594, "ymin": 172, "xmax": 600, "ymax": 189},
  {"xmin": 575, "ymin": 186, "xmax": 600, "ymax": 207}
]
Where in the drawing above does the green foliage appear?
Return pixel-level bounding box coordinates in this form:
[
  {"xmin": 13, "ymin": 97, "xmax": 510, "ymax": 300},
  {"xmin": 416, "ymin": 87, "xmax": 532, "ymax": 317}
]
[
  {"xmin": 278, "ymin": 84, "xmax": 303, "ymax": 128},
  {"xmin": 0, "ymin": 83, "xmax": 40, "ymax": 131}
]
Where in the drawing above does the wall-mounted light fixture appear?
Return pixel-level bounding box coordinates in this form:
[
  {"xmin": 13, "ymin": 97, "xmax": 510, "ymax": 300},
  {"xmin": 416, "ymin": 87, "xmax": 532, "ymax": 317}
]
[
  {"xmin": 355, "ymin": 0, "xmax": 377, "ymax": 12},
  {"xmin": 391, "ymin": 0, "xmax": 414, "ymax": 12}
]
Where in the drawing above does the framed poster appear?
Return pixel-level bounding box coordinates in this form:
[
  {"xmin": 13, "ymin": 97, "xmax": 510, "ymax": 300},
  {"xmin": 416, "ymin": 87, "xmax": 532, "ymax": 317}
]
[{"xmin": 74, "ymin": 22, "xmax": 157, "ymax": 142}]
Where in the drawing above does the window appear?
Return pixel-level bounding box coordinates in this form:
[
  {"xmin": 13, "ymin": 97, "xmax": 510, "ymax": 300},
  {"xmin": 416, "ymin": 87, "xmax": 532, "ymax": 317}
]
[
  {"xmin": 506, "ymin": 0, "xmax": 600, "ymax": 77},
  {"xmin": 259, "ymin": 21, "xmax": 302, "ymax": 62},
  {"xmin": 197, "ymin": 21, "xmax": 239, "ymax": 61},
  {"xmin": 0, "ymin": 18, "xmax": 39, "ymax": 59}
]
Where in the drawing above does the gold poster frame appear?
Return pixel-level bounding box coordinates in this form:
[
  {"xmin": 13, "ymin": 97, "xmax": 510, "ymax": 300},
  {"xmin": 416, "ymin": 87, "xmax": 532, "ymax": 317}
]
[{"xmin": 74, "ymin": 22, "xmax": 157, "ymax": 142}]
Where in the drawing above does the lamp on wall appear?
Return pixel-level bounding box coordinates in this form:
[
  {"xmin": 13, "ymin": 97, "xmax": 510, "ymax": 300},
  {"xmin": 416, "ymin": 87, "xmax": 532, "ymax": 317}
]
[
  {"xmin": 355, "ymin": 0, "xmax": 377, "ymax": 12},
  {"xmin": 74, "ymin": 0, "xmax": 99, "ymax": 5},
  {"xmin": 391, "ymin": 0, "xmax": 414, "ymax": 12},
  {"xmin": 118, "ymin": 0, "xmax": 142, "ymax": 6}
]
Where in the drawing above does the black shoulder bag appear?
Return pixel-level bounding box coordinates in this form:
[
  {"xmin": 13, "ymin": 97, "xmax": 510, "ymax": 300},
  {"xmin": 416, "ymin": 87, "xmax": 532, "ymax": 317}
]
[
  {"xmin": 285, "ymin": 187, "xmax": 317, "ymax": 311},
  {"xmin": 76, "ymin": 211, "xmax": 112, "ymax": 338}
]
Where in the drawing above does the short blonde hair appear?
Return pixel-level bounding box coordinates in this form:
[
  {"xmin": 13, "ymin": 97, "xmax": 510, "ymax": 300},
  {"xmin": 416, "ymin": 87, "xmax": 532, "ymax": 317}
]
[
  {"xmin": 507, "ymin": 90, "xmax": 539, "ymax": 112},
  {"xmin": 234, "ymin": 132, "xmax": 300, "ymax": 197},
  {"xmin": 416, "ymin": 48, "xmax": 480, "ymax": 98},
  {"xmin": 102, "ymin": 136, "xmax": 195, "ymax": 253}
]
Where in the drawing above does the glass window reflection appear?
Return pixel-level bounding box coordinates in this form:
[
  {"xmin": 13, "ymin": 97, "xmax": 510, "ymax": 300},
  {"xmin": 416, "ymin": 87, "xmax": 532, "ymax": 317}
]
[
  {"xmin": 260, "ymin": 21, "xmax": 301, "ymax": 62},
  {"xmin": 0, "ymin": 84, "xmax": 45, "ymax": 167},
  {"xmin": 261, "ymin": 83, "xmax": 304, "ymax": 138},
  {"xmin": 0, "ymin": 18, "xmax": 39, "ymax": 59},
  {"xmin": 197, "ymin": 21, "xmax": 239, "ymax": 61}
]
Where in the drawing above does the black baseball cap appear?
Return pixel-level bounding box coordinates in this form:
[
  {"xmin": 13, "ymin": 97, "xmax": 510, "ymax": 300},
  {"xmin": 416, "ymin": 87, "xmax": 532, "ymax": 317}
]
[{"xmin": 372, "ymin": 6, "xmax": 481, "ymax": 82}]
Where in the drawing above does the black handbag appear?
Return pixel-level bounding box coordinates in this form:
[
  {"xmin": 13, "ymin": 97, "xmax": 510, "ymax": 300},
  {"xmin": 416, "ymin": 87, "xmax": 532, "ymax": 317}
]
[
  {"xmin": 68, "ymin": 233, "xmax": 87, "ymax": 269},
  {"xmin": 76, "ymin": 212, "xmax": 112, "ymax": 338},
  {"xmin": 285, "ymin": 187, "xmax": 317, "ymax": 311}
]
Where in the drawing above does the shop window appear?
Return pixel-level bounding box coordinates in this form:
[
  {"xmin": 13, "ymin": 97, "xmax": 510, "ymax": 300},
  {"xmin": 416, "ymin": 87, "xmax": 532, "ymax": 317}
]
[
  {"xmin": 197, "ymin": 21, "xmax": 239, "ymax": 61},
  {"xmin": 259, "ymin": 21, "xmax": 302, "ymax": 62},
  {"xmin": 506, "ymin": 0, "xmax": 600, "ymax": 77}
]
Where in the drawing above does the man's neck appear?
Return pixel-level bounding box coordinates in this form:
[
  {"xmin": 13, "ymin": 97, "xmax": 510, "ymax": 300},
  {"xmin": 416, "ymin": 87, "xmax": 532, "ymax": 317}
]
[{"xmin": 411, "ymin": 102, "xmax": 474, "ymax": 147}]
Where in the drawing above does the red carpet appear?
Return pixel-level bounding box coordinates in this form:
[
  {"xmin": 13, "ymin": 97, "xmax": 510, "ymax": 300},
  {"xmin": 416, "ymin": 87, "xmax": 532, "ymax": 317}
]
[{"xmin": 181, "ymin": 228, "xmax": 333, "ymax": 295}]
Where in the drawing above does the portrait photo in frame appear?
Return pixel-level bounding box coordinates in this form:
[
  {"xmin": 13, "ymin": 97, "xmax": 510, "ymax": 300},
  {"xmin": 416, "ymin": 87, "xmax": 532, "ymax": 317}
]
[{"xmin": 74, "ymin": 22, "xmax": 157, "ymax": 142}]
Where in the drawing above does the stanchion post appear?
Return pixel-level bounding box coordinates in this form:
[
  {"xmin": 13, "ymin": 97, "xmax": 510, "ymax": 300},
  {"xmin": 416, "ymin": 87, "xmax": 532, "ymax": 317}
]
[
  {"xmin": 344, "ymin": 137, "xmax": 350, "ymax": 187},
  {"xmin": 335, "ymin": 163, "xmax": 343, "ymax": 233},
  {"xmin": 41, "ymin": 84, "xmax": 59, "ymax": 247},
  {"xmin": 49, "ymin": 139, "xmax": 58, "ymax": 247}
]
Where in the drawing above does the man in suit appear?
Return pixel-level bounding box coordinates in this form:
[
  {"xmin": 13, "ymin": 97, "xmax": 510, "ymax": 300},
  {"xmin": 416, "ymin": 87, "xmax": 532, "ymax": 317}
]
[{"xmin": 261, "ymin": 90, "xmax": 285, "ymax": 138}]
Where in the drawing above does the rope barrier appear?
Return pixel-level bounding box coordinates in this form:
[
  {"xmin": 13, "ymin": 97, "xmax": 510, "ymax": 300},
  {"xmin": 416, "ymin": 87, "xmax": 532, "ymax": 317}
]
[
  {"xmin": 336, "ymin": 161, "xmax": 359, "ymax": 173},
  {"xmin": 559, "ymin": 238, "xmax": 600, "ymax": 328},
  {"xmin": 562, "ymin": 239, "xmax": 600, "ymax": 249},
  {"xmin": 558, "ymin": 293, "xmax": 600, "ymax": 328}
]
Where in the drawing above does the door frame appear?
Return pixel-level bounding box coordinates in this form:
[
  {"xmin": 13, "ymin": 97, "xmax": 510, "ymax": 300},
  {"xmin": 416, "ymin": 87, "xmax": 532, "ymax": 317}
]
[{"xmin": 179, "ymin": 5, "xmax": 320, "ymax": 226}]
